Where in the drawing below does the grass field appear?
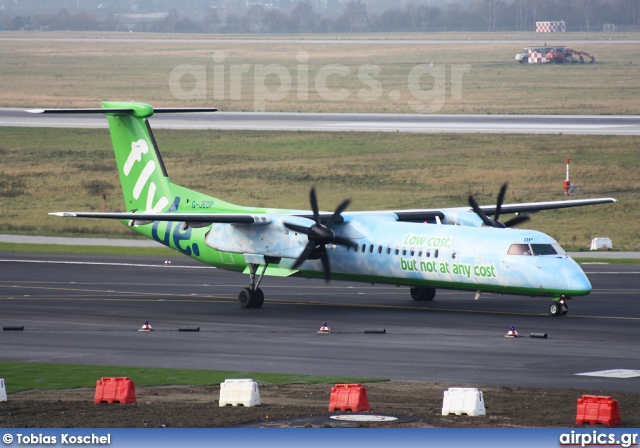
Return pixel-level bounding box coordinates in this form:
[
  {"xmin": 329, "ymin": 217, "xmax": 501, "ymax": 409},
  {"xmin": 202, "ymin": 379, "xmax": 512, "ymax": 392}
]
[
  {"xmin": 0, "ymin": 362, "xmax": 381, "ymax": 394},
  {"xmin": 1, "ymin": 32, "xmax": 640, "ymax": 114},
  {"xmin": 0, "ymin": 32, "xmax": 637, "ymax": 250},
  {"xmin": 0, "ymin": 127, "xmax": 637, "ymax": 251},
  {"xmin": 0, "ymin": 242, "xmax": 176, "ymax": 257}
]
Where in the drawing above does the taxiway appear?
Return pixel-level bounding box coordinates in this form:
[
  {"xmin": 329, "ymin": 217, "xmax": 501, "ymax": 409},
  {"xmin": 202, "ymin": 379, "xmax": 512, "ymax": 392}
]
[{"xmin": 1, "ymin": 252, "xmax": 639, "ymax": 392}]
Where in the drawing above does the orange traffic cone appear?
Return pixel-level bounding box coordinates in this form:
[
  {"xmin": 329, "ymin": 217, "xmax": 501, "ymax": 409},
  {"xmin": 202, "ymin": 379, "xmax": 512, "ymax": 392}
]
[{"xmin": 505, "ymin": 326, "xmax": 519, "ymax": 338}]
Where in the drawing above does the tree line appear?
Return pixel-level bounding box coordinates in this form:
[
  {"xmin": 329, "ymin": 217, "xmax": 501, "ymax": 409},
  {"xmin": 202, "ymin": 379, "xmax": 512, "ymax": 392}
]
[{"xmin": 3, "ymin": 0, "xmax": 639, "ymax": 33}]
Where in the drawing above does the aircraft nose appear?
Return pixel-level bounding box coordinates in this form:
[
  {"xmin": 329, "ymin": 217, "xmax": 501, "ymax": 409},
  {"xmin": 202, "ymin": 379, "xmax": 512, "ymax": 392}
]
[{"xmin": 569, "ymin": 271, "xmax": 592, "ymax": 294}]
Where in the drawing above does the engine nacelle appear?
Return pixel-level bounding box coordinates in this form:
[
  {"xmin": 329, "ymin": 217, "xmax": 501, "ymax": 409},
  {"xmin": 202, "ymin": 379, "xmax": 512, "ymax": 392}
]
[
  {"xmin": 440, "ymin": 210, "xmax": 484, "ymax": 227},
  {"xmin": 205, "ymin": 216, "xmax": 311, "ymax": 259}
]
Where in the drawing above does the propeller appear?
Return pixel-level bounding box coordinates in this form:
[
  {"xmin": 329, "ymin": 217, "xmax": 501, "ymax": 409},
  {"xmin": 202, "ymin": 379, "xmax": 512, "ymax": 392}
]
[
  {"xmin": 284, "ymin": 188, "xmax": 357, "ymax": 281},
  {"xmin": 468, "ymin": 183, "xmax": 530, "ymax": 228}
]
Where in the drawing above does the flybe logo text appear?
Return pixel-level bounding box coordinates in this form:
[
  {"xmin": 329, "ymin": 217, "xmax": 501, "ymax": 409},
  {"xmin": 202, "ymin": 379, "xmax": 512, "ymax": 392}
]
[
  {"xmin": 124, "ymin": 139, "xmax": 169, "ymax": 213},
  {"xmin": 403, "ymin": 233, "xmax": 451, "ymax": 249}
]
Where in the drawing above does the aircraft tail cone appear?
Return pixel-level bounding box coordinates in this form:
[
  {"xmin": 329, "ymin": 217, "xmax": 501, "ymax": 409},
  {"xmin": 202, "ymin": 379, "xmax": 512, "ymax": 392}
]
[
  {"xmin": 317, "ymin": 322, "xmax": 331, "ymax": 334},
  {"xmin": 139, "ymin": 320, "xmax": 153, "ymax": 332},
  {"xmin": 505, "ymin": 326, "xmax": 519, "ymax": 338}
]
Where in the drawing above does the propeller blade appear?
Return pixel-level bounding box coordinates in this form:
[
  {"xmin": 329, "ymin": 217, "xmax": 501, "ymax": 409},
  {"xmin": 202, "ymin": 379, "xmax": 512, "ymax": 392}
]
[
  {"xmin": 469, "ymin": 183, "xmax": 530, "ymax": 229},
  {"xmin": 292, "ymin": 242, "xmax": 316, "ymax": 270},
  {"xmin": 326, "ymin": 199, "xmax": 351, "ymax": 227},
  {"xmin": 334, "ymin": 236, "xmax": 358, "ymax": 250},
  {"xmin": 503, "ymin": 215, "xmax": 530, "ymax": 228},
  {"xmin": 495, "ymin": 183, "xmax": 507, "ymax": 222},
  {"xmin": 468, "ymin": 195, "xmax": 497, "ymax": 227},
  {"xmin": 309, "ymin": 188, "xmax": 320, "ymax": 226},
  {"xmin": 320, "ymin": 250, "xmax": 331, "ymax": 282},
  {"xmin": 290, "ymin": 188, "xmax": 356, "ymax": 280}
]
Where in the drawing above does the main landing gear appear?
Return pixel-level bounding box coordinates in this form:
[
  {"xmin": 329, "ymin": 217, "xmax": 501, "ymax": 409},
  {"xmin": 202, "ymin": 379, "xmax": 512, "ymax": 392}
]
[
  {"xmin": 549, "ymin": 298, "xmax": 569, "ymax": 316},
  {"xmin": 238, "ymin": 262, "xmax": 269, "ymax": 309},
  {"xmin": 410, "ymin": 287, "xmax": 436, "ymax": 301}
]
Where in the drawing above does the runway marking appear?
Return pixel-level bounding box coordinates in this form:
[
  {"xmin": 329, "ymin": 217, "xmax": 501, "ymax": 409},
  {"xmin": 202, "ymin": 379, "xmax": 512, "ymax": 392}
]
[
  {"xmin": 0, "ymin": 293, "xmax": 234, "ymax": 303},
  {"xmin": 0, "ymin": 282, "xmax": 434, "ymax": 299},
  {"xmin": 575, "ymin": 369, "xmax": 640, "ymax": 378},
  {"xmin": 0, "ymin": 259, "xmax": 215, "ymax": 269}
]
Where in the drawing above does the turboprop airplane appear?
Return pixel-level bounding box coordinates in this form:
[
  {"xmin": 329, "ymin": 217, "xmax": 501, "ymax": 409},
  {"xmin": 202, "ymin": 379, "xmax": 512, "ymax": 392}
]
[{"xmin": 28, "ymin": 102, "xmax": 617, "ymax": 316}]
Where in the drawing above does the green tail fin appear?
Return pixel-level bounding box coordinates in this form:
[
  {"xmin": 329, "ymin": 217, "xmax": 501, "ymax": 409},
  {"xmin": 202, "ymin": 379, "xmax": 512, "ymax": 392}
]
[{"xmin": 103, "ymin": 101, "xmax": 172, "ymax": 213}]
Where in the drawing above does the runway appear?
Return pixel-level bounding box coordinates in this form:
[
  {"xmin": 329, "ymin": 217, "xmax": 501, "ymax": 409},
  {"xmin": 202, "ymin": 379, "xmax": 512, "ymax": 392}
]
[
  {"xmin": 2, "ymin": 37, "xmax": 640, "ymax": 45},
  {"xmin": 2, "ymin": 108, "xmax": 640, "ymax": 135},
  {"xmin": 1, "ymin": 251, "xmax": 639, "ymax": 392}
]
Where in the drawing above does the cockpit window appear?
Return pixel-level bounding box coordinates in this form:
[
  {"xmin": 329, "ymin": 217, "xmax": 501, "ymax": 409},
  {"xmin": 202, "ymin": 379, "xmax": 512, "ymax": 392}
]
[
  {"xmin": 508, "ymin": 244, "xmax": 531, "ymax": 255},
  {"xmin": 531, "ymin": 244, "xmax": 558, "ymax": 256},
  {"xmin": 508, "ymin": 243, "xmax": 561, "ymax": 256}
]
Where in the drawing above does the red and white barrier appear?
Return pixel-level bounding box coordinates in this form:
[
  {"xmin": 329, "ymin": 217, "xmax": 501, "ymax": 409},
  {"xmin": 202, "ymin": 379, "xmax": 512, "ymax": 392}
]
[{"xmin": 536, "ymin": 21, "xmax": 566, "ymax": 33}]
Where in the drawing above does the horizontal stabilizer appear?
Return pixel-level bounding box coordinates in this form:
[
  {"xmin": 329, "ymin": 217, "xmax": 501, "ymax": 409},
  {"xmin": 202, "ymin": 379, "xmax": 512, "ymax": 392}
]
[
  {"xmin": 49, "ymin": 210, "xmax": 344, "ymax": 225},
  {"xmin": 26, "ymin": 107, "xmax": 217, "ymax": 115},
  {"xmin": 27, "ymin": 108, "xmax": 135, "ymax": 115},
  {"xmin": 49, "ymin": 211, "xmax": 263, "ymax": 224}
]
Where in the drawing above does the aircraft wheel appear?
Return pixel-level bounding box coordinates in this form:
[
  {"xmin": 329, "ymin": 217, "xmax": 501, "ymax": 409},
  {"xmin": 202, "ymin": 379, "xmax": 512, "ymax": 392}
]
[
  {"xmin": 410, "ymin": 287, "xmax": 436, "ymax": 301},
  {"xmin": 238, "ymin": 288, "xmax": 255, "ymax": 309},
  {"xmin": 549, "ymin": 302, "xmax": 562, "ymax": 316},
  {"xmin": 252, "ymin": 288, "xmax": 265, "ymax": 309}
]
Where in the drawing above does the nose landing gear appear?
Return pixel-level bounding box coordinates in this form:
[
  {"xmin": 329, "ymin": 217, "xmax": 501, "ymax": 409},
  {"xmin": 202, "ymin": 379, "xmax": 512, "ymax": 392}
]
[{"xmin": 549, "ymin": 297, "xmax": 569, "ymax": 316}]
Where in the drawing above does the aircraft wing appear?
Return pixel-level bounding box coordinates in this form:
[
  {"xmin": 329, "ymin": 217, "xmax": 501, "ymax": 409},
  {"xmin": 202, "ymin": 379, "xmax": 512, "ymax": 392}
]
[
  {"xmin": 387, "ymin": 197, "xmax": 617, "ymax": 222},
  {"xmin": 474, "ymin": 197, "xmax": 617, "ymax": 216},
  {"xmin": 51, "ymin": 197, "xmax": 616, "ymax": 226}
]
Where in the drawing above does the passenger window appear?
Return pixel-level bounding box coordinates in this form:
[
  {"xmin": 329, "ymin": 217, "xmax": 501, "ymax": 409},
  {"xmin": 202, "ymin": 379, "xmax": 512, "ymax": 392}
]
[
  {"xmin": 369, "ymin": 244, "xmax": 374, "ymax": 254},
  {"xmin": 426, "ymin": 250, "xmax": 431, "ymax": 258},
  {"xmin": 508, "ymin": 244, "xmax": 531, "ymax": 255},
  {"xmin": 410, "ymin": 248, "xmax": 415, "ymax": 256},
  {"xmin": 395, "ymin": 247, "xmax": 399, "ymax": 256},
  {"xmin": 418, "ymin": 250, "xmax": 423, "ymax": 257},
  {"xmin": 402, "ymin": 248, "xmax": 407, "ymax": 256},
  {"xmin": 387, "ymin": 246, "xmax": 391, "ymax": 255},
  {"xmin": 378, "ymin": 246, "xmax": 382, "ymax": 254},
  {"xmin": 361, "ymin": 244, "xmax": 366, "ymax": 253},
  {"xmin": 434, "ymin": 249, "xmax": 439, "ymax": 258}
]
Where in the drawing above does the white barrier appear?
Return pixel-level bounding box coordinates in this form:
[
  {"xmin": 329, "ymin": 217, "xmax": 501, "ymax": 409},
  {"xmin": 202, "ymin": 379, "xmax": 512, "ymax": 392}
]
[
  {"xmin": 219, "ymin": 379, "xmax": 261, "ymax": 407},
  {"xmin": 590, "ymin": 238, "xmax": 612, "ymax": 251},
  {"xmin": 0, "ymin": 378, "xmax": 7, "ymax": 402},
  {"xmin": 442, "ymin": 387, "xmax": 486, "ymax": 416}
]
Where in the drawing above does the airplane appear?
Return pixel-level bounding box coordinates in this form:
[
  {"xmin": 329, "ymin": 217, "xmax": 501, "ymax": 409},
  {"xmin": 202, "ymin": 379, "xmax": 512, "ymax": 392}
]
[{"xmin": 28, "ymin": 102, "xmax": 617, "ymax": 316}]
